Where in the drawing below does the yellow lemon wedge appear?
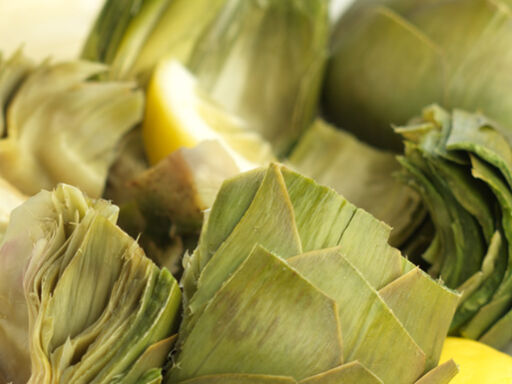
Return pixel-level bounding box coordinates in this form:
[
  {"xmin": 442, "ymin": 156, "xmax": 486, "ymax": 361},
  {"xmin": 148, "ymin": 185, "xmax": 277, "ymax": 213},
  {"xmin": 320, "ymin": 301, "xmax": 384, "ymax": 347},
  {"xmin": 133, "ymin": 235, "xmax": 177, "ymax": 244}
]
[
  {"xmin": 142, "ymin": 58, "xmax": 274, "ymax": 169},
  {"xmin": 439, "ymin": 337, "xmax": 512, "ymax": 383}
]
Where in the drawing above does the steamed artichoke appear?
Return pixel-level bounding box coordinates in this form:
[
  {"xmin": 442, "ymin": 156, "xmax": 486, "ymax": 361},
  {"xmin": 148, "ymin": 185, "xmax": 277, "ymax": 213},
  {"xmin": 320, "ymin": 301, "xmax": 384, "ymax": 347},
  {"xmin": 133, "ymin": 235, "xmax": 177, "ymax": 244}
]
[
  {"xmin": 396, "ymin": 105, "xmax": 512, "ymax": 350},
  {"xmin": 0, "ymin": 50, "xmax": 143, "ymax": 197},
  {"xmin": 81, "ymin": 0, "xmax": 227, "ymax": 84},
  {"xmin": 0, "ymin": 184, "xmax": 181, "ymax": 383},
  {"xmin": 168, "ymin": 163, "xmax": 459, "ymax": 384},
  {"xmin": 325, "ymin": 0, "xmax": 512, "ymax": 151},
  {"xmin": 84, "ymin": 0, "xmax": 328, "ymax": 157}
]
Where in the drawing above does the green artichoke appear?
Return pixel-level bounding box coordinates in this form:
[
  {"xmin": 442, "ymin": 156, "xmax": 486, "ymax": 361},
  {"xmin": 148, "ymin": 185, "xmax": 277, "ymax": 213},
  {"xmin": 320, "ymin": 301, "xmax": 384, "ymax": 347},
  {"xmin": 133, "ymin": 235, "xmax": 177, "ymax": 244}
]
[
  {"xmin": 0, "ymin": 184, "xmax": 181, "ymax": 383},
  {"xmin": 0, "ymin": 50, "xmax": 143, "ymax": 197},
  {"xmin": 325, "ymin": 0, "xmax": 512, "ymax": 151},
  {"xmin": 168, "ymin": 163, "xmax": 459, "ymax": 384},
  {"xmin": 84, "ymin": 0, "xmax": 329, "ymax": 157},
  {"xmin": 396, "ymin": 105, "xmax": 512, "ymax": 350}
]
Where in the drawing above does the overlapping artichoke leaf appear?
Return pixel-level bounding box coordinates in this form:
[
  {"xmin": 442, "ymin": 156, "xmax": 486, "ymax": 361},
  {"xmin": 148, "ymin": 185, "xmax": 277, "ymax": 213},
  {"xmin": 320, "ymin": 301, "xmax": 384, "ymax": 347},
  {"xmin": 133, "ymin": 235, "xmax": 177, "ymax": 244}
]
[
  {"xmin": 0, "ymin": 50, "xmax": 143, "ymax": 197},
  {"xmin": 82, "ymin": 0, "xmax": 228, "ymax": 84},
  {"xmin": 325, "ymin": 0, "xmax": 512, "ymax": 151},
  {"xmin": 0, "ymin": 50, "xmax": 34, "ymax": 136},
  {"xmin": 188, "ymin": 0, "xmax": 329, "ymax": 156},
  {"xmin": 169, "ymin": 163, "xmax": 460, "ymax": 384},
  {"xmin": 396, "ymin": 105, "xmax": 512, "ymax": 349},
  {"xmin": 0, "ymin": 184, "xmax": 181, "ymax": 384},
  {"xmin": 288, "ymin": 119, "xmax": 425, "ymax": 247}
]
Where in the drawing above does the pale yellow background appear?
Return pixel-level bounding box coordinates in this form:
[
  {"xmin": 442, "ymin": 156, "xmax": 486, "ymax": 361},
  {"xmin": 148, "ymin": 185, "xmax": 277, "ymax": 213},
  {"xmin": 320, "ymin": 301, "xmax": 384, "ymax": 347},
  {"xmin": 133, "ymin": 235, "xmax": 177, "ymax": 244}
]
[{"xmin": 0, "ymin": 0, "xmax": 103, "ymax": 60}]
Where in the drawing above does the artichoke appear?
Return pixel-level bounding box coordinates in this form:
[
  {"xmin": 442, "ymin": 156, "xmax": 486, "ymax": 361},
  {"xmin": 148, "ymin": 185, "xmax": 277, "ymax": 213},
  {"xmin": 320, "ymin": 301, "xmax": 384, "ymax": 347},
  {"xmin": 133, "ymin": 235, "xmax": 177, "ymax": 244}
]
[
  {"xmin": 325, "ymin": 0, "xmax": 512, "ymax": 151},
  {"xmin": 168, "ymin": 163, "xmax": 459, "ymax": 384},
  {"xmin": 85, "ymin": 0, "xmax": 329, "ymax": 157},
  {"xmin": 0, "ymin": 50, "xmax": 143, "ymax": 197},
  {"xmin": 0, "ymin": 184, "xmax": 181, "ymax": 383},
  {"xmin": 187, "ymin": 0, "xmax": 329, "ymax": 156},
  {"xmin": 82, "ymin": 0, "xmax": 227, "ymax": 84},
  {"xmin": 288, "ymin": 119, "xmax": 425, "ymax": 247},
  {"xmin": 396, "ymin": 105, "xmax": 512, "ymax": 350}
]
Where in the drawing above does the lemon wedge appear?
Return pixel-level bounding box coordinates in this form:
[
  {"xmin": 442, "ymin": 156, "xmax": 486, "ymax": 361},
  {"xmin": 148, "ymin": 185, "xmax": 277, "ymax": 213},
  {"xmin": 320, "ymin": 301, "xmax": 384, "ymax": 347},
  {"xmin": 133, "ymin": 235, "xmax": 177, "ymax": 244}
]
[
  {"xmin": 439, "ymin": 337, "xmax": 512, "ymax": 383},
  {"xmin": 142, "ymin": 58, "xmax": 274, "ymax": 169}
]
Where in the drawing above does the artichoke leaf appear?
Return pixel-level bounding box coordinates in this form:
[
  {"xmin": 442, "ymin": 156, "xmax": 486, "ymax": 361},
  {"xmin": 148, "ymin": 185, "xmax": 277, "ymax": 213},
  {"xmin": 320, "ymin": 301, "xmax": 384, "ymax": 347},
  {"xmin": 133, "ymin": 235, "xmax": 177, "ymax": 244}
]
[
  {"xmin": 281, "ymin": 167, "xmax": 356, "ymax": 252},
  {"xmin": 169, "ymin": 246, "xmax": 343, "ymax": 382},
  {"xmin": 378, "ymin": 268, "xmax": 460, "ymax": 370},
  {"xmin": 288, "ymin": 119, "xmax": 425, "ymax": 246},
  {"xmin": 0, "ymin": 54, "xmax": 143, "ymax": 197},
  {"xmin": 413, "ymin": 360, "xmax": 458, "ymax": 384},
  {"xmin": 0, "ymin": 49, "xmax": 34, "ymax": 136},
  {"xmin": 82, "ymin": 0, "xmax": 228, "ymax": 84},
  {"xmin": 451, "ymin": 230, "xmax": 507, "ymax": 332},
  {"xmin": 182, "ymin": 164, "xmax": 302, "ymax": 336},
  {"xmin": 325, "ymin": 5, "xmax": 445, "ymax": 150},
  {"xmin": 178, "ymin": 374, "xmax": 296, "ymax": 384},
  {"xmin": 189, "ymin": 0, "xmax": 329, "ymax": 156},
  {"xmin": 298, "ymin": 361, "xmax": 382, "ymax": 384},
  {"xmin": 181, "ymin": 168, "xmax": 266, "ymax": 304},
  {"xmin": 478, "ymin": 308, "xmax": 512, "ymax": 350},
  {"xmin": 337, "ymin": 208, "xmax": 411, "ymax": 289},
  {"xmin": 288, "ymin": 249, "xmax": 426, "ymax": 383}
]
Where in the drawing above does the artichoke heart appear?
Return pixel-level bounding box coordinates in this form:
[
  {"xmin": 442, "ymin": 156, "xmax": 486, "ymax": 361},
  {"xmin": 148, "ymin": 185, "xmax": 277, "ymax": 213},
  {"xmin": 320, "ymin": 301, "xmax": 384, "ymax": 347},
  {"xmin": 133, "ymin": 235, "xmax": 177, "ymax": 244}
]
[
  {"xmin": 0, "ymin": 50, "xmax": 143, "ymax": 197},
  {"xmin": 169, "ymin": 163, "xmax": 460, "ymax": 384},
  {"xmin": 396, "ymin": 105, "xmax": 512, "ymax": 350},
  {"xmin": 0, "ymin": 184, "xmax": 181, "ymax": 384}
]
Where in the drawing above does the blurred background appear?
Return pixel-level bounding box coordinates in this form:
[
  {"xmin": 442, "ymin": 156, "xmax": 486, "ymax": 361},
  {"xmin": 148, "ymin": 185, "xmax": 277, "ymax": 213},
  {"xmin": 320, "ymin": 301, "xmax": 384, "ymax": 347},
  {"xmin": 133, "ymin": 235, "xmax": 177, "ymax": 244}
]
[{"xmin": 0, "ymin": 0, "xmax": 354, "ymax": 60}]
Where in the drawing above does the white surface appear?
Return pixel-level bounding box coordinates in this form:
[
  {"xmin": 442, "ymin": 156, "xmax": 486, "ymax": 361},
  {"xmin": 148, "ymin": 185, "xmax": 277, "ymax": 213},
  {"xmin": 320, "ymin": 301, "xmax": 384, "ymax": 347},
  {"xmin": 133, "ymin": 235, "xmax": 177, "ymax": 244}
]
[{"xmin": 0, "ymin": 0, "xmax": 103, "ymax": 60}]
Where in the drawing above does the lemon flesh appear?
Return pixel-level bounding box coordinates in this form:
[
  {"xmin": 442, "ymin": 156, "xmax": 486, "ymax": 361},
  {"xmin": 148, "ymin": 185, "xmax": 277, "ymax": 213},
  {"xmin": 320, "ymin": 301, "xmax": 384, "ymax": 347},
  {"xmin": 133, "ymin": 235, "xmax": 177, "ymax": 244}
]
[
  {"xmin": 439, "ymin": 337, "xmax": 512, "ymax": 383},
  {"xmin": 142, "ymin": 59, "xmax": 274, "ymax": 169}
]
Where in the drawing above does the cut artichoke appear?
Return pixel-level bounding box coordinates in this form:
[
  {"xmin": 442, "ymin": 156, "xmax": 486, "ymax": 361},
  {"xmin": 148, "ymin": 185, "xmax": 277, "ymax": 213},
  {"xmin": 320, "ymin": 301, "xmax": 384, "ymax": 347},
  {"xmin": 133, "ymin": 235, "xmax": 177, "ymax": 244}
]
[
  {"xmin": 168, "ymin": 163, "xmax": 459, "ymax": 384},
  {"xmin": 131, "ymin": 140, "xmax": 240, "ymax": 234},
  {"xmin": 288, "ymin": 119, "xmax": 425, "ymax": 247},
  {"xmin": 325, "ymin": 0, "xmax": 512, "ymax": 151},
  {"xmin": 0, "ymin": 184, "xmax": 181, "ymax": 383},
  {"xmin": 396, "ymin": 105, "xmax": 512, "ymax": 349},
  {"xmin": 0, "ymin": 50, "xmax": 143, "ymax": 197}
]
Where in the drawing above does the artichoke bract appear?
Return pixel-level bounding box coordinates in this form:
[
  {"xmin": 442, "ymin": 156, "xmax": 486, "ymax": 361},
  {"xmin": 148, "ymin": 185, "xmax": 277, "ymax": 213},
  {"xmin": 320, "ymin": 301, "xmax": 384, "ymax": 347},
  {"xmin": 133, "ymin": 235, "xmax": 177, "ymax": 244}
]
[
  {"xmin": 188, "ymin": 0, "xmax": 329, "ymax": 156},
  {"xmin": 168, "ymin": 163, "xmax": 460, "ymax": 384},
  {"xmin": 81, "ymin": 0, "xmax": 227, "ymax": 84},
  {"xmin": 396, "ymin": 105, "xmax": 512, "ymax": 350},
  {"xmin": 0, "ymin": 184, "xmax": 181, "ymax": 384},
  {"xmin": 325, "ymin": 0, "xmax": 512, "ymax": 151},
  {"xmin": 0, "ymin": 50, "xmax": 143, "ymax": 197},
  {"xmin": 288, "ymin": 119, "xmax": 425, "ymax": 247}
]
